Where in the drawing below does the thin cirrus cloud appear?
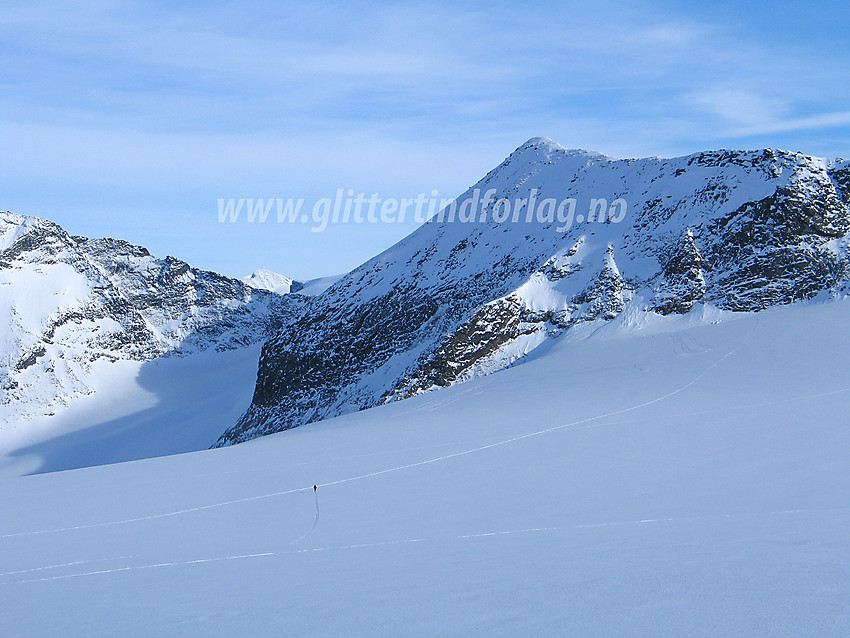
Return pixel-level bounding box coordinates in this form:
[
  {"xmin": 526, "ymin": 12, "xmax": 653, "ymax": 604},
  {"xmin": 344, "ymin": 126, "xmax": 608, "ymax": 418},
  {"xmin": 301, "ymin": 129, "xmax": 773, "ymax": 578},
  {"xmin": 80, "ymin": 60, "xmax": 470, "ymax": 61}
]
[
  {"xmin": 4, "ymin": 4, "xmax": 848, "ymax": 145},
  {"xmin": 1, "ymin": 2, "xmax": 849, "ymax": 278},
  {"xmin": 728, "ymin": 111, "xmax": 850, "ymax": 139}
]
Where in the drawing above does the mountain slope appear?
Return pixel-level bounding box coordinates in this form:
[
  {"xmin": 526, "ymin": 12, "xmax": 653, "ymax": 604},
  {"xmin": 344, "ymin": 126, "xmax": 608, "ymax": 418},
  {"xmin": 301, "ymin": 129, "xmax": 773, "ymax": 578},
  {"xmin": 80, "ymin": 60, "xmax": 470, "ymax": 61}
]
[
  {"xmin": 3, "ymin": 299, "xmax": 849, "ymax": 636},
  {"xmin": 218, "ymin": 138, "xmax": 850, "ymax": 445},
  {"xmin": 0, "ymin": 212, "xmax": 301, "ymax": 424},
  {"xmin": 0, "ymin": 344, "xmax": 264, "ymax": 477}
]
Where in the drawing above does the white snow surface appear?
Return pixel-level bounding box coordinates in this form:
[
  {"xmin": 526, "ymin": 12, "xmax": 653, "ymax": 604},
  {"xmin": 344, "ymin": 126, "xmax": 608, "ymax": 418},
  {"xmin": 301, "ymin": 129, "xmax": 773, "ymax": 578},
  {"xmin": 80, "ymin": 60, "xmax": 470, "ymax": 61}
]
[
  {"xmin": 241, "ymin": 268, "xmax": 297, "ymax": 295},
  {"xmin": 0, "ymin": 345, "xmax": 262, "ymax": 477},
  {"xmin": 294, "ymin": 273, "xmax": 344, "ymax": 296},
  {"xmin": 240, "ymin": 269, "xmax": 341, "ymax": 297},
  {"xmin": 2, "ymin": 298, "xmax": 849, "ymax": 636}
]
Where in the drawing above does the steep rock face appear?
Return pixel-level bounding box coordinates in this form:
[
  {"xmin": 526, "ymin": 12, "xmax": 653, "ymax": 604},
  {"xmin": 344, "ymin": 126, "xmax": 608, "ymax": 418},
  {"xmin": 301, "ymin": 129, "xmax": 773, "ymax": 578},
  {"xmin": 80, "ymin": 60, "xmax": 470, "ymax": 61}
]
[
  {"xmin": 0, "ymin": 212, "xmax": 298, "ymax": 420},
  {"xmin": 217, "ymin": 139, "xmax": 850, "ymax": 446},
  {"xmin": 653, "ymin": 229, "xmax": 706, "ymax": 315},
  {"xmin": 390, "ymin": 294, "xmax": 529, "ymax": 399},
  {"xmin": 703, "ymin": 183, "xmax": 849, "ymax": 309}
]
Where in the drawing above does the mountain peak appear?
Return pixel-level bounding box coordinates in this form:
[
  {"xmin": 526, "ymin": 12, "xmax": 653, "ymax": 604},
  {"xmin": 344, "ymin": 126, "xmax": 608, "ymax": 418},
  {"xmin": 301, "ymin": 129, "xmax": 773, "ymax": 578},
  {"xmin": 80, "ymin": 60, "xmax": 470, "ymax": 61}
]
[
  {"xmin": 1, "ymin": 211, "xmax": 45, "ymax": 251},
  {"xmin": 509, "ymin": 137, "xmax": 613, "ymax": 164},
  {"xmin": 219, "ymin": 141, "xmax": 850, "ymax": 446},
  {"xmin": 241, "ymin": 268, "xmax": 300, "ymax": 295},
  {"xmin": 521, "ymin": 136, "xmax": 560, "ymax": 148}
]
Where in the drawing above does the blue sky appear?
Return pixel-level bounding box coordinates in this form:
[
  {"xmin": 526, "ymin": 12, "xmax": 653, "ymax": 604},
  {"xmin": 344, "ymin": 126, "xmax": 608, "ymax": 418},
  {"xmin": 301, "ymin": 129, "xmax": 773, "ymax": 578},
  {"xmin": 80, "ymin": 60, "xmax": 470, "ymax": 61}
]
[{"xmin": 2, "ymin": 1, "xmax": 849, "ymax": 280}]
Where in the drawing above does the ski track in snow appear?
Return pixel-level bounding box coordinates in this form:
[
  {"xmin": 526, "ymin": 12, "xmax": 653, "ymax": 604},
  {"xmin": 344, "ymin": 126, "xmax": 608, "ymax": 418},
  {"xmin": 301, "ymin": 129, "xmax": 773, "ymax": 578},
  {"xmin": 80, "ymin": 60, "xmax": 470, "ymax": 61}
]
[
  {"xmin": 1, "ymin": 343, "xmax": 743, "ymax": 539},
  {"xmin": 105, "ymin": 436, "xmax": 494, "ymax": 490},
  {"xmin": 5, "ymin": 318, "xmax": 850, "ymax": 598},
  {"xmin": 1, "ymin": 553, "xmax": 276, "ymax": 585},
  {"xmin": 288, "ymin": 490, "xmax": 320, "ymax": 545},
  {"xmin": 5, "ymin": 333, "xmax": 849, "ymax": 544},
  {"xmin": 0, "ymin": 555, "xmax": 137, "ymax": 579},
  {"xmin": 4, "ymin": 507, "xmax": 848, "ymax": 586}
]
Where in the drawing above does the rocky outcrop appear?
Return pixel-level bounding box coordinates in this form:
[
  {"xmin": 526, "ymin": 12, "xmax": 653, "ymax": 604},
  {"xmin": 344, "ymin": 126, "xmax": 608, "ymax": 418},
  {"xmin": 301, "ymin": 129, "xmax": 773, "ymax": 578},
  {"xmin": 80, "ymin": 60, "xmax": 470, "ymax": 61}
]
[
  {"xmin": 653, "ymin": 229, "xmax": 706, "ymax": 315},
  {"xmin": 703, "ymin": 183, "xmax": 849, "ymax": 310}
]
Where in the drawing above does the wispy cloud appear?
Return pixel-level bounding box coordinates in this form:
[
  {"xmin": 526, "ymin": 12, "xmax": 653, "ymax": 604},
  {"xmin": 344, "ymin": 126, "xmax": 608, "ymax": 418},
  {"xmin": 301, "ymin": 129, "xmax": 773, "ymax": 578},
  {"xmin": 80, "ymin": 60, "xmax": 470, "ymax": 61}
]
[
  {"xmin": 2, "ymin": 1, "xmax": 849, "ymax": 277},
  {"xmin": 728, "ymin": 111, "xmax": 850, "ymax": 137}
]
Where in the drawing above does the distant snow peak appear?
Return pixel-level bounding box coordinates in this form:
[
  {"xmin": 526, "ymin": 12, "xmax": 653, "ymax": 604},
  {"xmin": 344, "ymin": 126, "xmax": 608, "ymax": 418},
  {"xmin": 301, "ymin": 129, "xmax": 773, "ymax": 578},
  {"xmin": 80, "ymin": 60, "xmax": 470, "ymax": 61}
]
[{"xmin": 241, "ymin": 268, "xmax": 301, "ymax": 295}]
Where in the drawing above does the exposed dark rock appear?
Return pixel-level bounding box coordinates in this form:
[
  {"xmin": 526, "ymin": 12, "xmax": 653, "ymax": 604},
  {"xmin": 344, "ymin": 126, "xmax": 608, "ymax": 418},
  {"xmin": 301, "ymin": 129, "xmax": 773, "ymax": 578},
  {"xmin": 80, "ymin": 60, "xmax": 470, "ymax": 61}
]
[{"xmin": 653, "ymin": 230, "xmax": 706, "ymax": 315}]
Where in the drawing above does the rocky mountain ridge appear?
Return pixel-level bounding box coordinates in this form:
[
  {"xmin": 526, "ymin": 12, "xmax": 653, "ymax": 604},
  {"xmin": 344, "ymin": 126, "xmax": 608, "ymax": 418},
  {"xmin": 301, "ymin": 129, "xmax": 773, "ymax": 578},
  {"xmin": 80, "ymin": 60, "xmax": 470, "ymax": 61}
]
[
  {"xmin": 217, "ymin": 138, "xmax": 850, "ymax": 446},
  {"xmin": 0, "ymin": 212, "xmax": 300, "ymax": 421}
]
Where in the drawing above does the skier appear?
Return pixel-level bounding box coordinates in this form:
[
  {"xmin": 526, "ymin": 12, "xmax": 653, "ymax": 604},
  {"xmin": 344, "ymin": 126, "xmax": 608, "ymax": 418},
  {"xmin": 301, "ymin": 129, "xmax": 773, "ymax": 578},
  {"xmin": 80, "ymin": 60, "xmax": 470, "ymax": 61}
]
[{"xmin": 313, "ymin": 485, "xmax": 317, "ymax": 492}]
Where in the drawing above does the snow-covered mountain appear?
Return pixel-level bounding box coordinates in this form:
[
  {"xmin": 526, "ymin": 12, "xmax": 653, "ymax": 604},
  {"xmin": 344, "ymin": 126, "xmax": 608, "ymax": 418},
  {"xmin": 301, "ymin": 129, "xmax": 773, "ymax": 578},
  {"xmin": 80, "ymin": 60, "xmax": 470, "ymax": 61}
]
[
  {"xmin": 242, "ymin": 268, "xmax": 303, "ymax": 295},
  {"xmin": 241, "ymin": 269, "xmax": 342, "ymax": 297},
  {"xmin": 219, "ymin": 137, "xmax": 850, "ymax": 445},
  {"xmin": 0, "ymin": 212, "xmax": 301, "ymax": 423}
]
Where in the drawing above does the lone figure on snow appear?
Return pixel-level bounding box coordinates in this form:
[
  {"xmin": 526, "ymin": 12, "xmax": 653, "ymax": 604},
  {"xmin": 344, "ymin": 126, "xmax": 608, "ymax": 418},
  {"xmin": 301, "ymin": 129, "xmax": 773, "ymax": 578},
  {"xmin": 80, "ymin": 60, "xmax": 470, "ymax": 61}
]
[{"xmin": 313, "ymin": 485, "xmax": 317, "ymax": 492}]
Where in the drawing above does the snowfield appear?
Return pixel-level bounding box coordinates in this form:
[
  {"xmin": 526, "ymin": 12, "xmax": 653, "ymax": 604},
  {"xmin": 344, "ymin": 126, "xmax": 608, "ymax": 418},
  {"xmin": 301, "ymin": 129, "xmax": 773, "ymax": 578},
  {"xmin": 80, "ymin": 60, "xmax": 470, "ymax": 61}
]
[
  {"xmin": 2, "ymin": 299, "xmax": 850, "ymax": 636},
  {"xmin": 0, "ymin": 344, "xmax": 263, "ymax": 477}
]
